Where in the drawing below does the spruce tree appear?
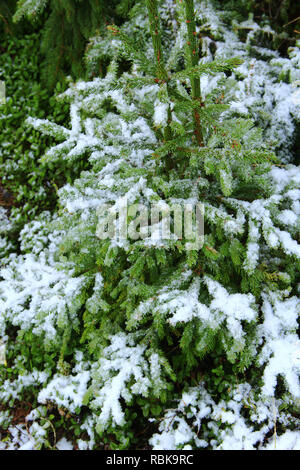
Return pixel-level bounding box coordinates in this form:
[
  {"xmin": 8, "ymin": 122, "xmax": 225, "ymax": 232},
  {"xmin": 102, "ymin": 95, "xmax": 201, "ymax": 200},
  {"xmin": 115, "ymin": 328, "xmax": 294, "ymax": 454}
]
[{"xmin": 0, "ymin": 0, "xmax": 299, "ymax": 450}]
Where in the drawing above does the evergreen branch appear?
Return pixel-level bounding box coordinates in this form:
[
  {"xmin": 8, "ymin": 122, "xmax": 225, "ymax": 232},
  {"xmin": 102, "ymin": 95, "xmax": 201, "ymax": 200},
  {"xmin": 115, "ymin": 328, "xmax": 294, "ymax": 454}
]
[
  {"xmin": 151, "ymin": 135, "xmax": 191, "ymax": 158},
  {"xmin": 190, "ymin": 147, "xmax": 276, "ymax": 164},
  {"xmin": 107, "ymin": 25, "xmax": 154, "ymax": 74},
  {"xmin": 108, "ymin": 75, "xmax": 160, "ymax": 91},
  {"xmin": 238, "ymin": 149, "xmax": 277, "ymax": 163},
  {"xmin": 197, "ymin": 104, "xmax": 230, "ymax": 126},
  {"xmin": 13, "ymin": 0, "xmax": 48, "ymax": 22},
  {"xmin": 184, "ymin": 0, "xmax": 203, "ymax": 147},
  {"xmin": 145, "ymin": 0, "xmax": 168, "ymax": 82},
  {"xmin": 146, "ymin": 0, "xmax": 173, "ymax": 143},
  {"xmin": 173, "ymin": 57, "xmax": 244, "ymax": 80},
  {"xmin": 26, "ymin": 117, "xmax": 70, "ymax": 141}
]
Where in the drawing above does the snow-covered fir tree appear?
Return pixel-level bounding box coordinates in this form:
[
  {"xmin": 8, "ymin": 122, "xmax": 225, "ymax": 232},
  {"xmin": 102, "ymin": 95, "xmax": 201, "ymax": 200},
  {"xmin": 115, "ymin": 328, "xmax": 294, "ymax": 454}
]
[{"xmin": 0, "ymin": 0, "xmax": 299, "ymax": 450}]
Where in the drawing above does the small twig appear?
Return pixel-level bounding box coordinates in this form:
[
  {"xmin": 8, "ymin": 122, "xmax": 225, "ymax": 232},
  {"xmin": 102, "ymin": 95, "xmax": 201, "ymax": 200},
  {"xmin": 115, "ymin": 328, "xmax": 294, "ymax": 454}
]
[
  {"xmin": 40, "ymin": 417, "xmax": 57, "ymax": 449},
  {"xmin": 0, "ymin": 14, "xmax": 13, "ymax": 36},
  {"xmin": 283, "ymin": 16, "xmax": 300, "ymax": 28},
  {"xmin": 166, "ymin": 413, "xmax": 177, "ymax": 432}
]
